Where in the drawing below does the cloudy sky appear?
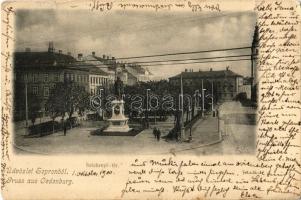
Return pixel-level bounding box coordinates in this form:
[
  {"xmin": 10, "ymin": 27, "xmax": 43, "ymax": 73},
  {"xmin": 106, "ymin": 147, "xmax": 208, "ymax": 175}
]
[{"xmin": 15, "ymin": 9, "xmax": 256, "ymax": 78}]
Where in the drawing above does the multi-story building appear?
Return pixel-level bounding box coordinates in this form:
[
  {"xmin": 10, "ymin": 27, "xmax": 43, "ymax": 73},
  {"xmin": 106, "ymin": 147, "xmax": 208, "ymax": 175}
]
[
  {"xmin": 125, "ymin": 64, "xmax": 153, "ymax": 82},
  {"xmin": 13, "ymin": 43, "xmax": 110, "ymax": 120},
  {"xmin": 83, "ymin": 52, "xmax": 153, "ymax": 86},
  {"xmin": 88, "ymin": 71, "xmax": 110, "ymax": 95},
  {"xmin": 115, "ymin": 63, "xmax": 138, "ymax": 86},
  {"xmin": 169, "ymin": 67, "xmax": 243, "ymax": 101},
  {"xmin": 82, "ymin": 52, "xmax": 115, "ymax": 87},
  {"xmin": 238, "ymin": 77, "xmax": 252, "ymax": 99}
]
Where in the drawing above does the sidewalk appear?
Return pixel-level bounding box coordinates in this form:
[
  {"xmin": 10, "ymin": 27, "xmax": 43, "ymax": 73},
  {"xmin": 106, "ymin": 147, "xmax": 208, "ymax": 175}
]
[{"xmin": 190, "ymin": 115, "xmax": 220, "ymax": 143}]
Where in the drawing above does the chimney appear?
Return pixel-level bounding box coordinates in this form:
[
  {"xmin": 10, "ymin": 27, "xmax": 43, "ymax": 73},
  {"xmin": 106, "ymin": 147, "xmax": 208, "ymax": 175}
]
[
  {"xmin": 25, "ymin": 48, "xmax": 31, "ymax": 52},
  {"xmin": 58, "ymin": 50, "xmax": 62, "ymax": 54},
  {"xmin": 210, "ymin": 68, "xmax": 212, "ymax": 71},
  {"xmin": 226, "ymin": 66, "xmax": 229, "ymax": 71},
  {"xmin": 48, "ymin": 41, "xmax": 54, "ymax": 53},
  {"xmin": 78, "ymin": 53, "xmax": 83, "ymax": 61},
  {"xmin": 92, "ymin": 51, "xmax": 95, "ymax": 56},
  {"xmin": 107, "ymin": 56, "xmax": 110, "ymax": 60},
  {"xmin": 185, "ymin": 69, "xmax": 188, "ymax": 72},
  {"xmin": 103, "ymin": 54, "xmax": 106, "ymax": 59}
]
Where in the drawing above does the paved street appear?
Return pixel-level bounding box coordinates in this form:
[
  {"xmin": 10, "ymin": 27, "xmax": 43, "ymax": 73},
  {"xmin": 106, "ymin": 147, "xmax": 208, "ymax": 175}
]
[
  {"xmin": 14, "ymin": 101, "xmax": 256, "ymax": 155},
  {"xmin": 14, "ymin": 116, "xmax": 218, "ymax": 155}
]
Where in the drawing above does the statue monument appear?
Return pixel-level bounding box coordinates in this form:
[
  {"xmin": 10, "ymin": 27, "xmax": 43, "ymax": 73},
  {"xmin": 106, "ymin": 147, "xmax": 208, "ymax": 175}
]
[{"xmin": 103, "ymin": 77, "xmax": 132, "ymax": 133}]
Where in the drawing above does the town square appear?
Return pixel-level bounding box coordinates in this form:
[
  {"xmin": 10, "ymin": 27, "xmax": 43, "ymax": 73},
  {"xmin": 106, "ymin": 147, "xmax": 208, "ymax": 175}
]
[{"xmin": 13, "ymin": 10, "xmax": 257, "ymax": 155}]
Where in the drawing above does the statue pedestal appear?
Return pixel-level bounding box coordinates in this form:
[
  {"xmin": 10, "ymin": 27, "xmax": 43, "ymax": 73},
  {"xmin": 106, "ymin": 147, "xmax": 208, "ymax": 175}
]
[{"xmin": 103, "ymin": 100, "xmax": 132, "ymax": 133}]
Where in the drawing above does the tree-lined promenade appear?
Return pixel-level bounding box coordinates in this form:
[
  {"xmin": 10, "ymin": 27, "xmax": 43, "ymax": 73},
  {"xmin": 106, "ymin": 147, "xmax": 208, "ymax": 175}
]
[
  {"xmin": 14, "ymin": 101, "xmax": 256, "ymax": 155},
  {"xmin": 25, "ymin": 78, "xmax": 218, "ymax": 139}
]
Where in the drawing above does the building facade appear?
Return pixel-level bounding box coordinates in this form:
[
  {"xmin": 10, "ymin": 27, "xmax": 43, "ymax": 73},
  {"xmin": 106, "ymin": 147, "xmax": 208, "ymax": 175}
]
[
  {"xmin": 82, "ymin": 52, "xmax": 115, "ymax": 86},
  {"xmin": 169, "ymin": 68, "xmax": 243, "ymax": 102},
  {"xmin": 13, "ymin": 45, "xmax": 110, "ymax": 121},
  {"xmin": 125, "ymin": 64, "xmax": 153, "ymax": 82},
  {"xmin": 83, "ymin": 52, "xmax": 153, "ymax": 86}
]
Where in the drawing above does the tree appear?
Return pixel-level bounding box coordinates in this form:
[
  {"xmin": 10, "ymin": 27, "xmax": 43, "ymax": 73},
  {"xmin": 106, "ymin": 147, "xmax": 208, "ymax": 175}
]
[
  {"xmin": 28, "ymin": 94, "xmax": 42, "ymax": 126},
  {"xmin": 46, "ymin": 85, "xmax": 66, "ymax": 133},
  {"xmin": 46, "ymin": 81, "xmax": 90, "ymax": 130},
  {"xmin": 64, "ymin": 82, "xmax": 90, "ymax": 124}
]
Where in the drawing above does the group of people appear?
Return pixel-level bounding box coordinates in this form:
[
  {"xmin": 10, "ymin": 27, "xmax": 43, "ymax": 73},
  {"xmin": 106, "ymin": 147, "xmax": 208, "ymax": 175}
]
[{"xmin": 153, "ymin": 127, "xmax": 161, "ymax": 141}]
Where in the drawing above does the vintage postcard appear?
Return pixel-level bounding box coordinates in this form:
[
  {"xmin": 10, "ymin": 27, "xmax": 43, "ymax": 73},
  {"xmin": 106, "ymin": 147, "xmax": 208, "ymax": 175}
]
[{"xmin": 1, "ymin": 0, "xmax": 300, "ymax": 199}]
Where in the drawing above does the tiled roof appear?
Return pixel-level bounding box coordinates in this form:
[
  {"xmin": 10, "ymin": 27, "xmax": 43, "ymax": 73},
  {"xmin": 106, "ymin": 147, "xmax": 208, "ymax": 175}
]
[
  {"xmin": 89, "ymin": 66, "xmax": 109, "ymax": 76},
  {"xmin": 169, "ymin": 70, "xmax": 242, "ymax": 80},
  {"xmin": 93, "ymin": 55, "xmax": 115, "ymax": 70},
  {"xmin": 93, "ymin": 55, "xmax": 152, "ymax": 76},
  {"xmin": 67, "ymin": 62, "xmax": 109, "ymax": 76},
  {"xmin": 127, "ymin": 65, "xmax": 153, "ymax": 76},
  {"xmin": 131, "ymin": 65, "xmax": 146, "ymax": 74},
  {"xmin": 14, "ymin": 52, "xmax": 76, "ymax": 67},
  {"xmin": 14, "ymin": 52, "xmax": 109, "ymax": 76}
]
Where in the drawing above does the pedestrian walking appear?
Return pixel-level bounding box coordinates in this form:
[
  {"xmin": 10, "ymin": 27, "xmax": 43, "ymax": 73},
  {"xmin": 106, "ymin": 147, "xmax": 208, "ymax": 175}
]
[
  {"xmin": 157, "ymin": 128, "xmax": 161, "ymax": 141},
  {"xmin": 153, "ymin": 127, "xmax": 158, "ymax": 138}
]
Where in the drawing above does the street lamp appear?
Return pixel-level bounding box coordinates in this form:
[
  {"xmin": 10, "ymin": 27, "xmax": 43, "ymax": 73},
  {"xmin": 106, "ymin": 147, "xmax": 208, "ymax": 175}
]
[{"xmin": 98, "ymin": 88, "xmax": 104, "ymax": 118}]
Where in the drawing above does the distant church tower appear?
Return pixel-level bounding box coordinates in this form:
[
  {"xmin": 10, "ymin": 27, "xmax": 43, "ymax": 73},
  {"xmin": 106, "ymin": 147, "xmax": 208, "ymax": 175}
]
[
  {"xmin": 48, "ymin": 41, "xmax": 55, "ymax": 53},
  {"xmin": 251, "ymin": 25, "xmax": 259, "ymax": 102}
]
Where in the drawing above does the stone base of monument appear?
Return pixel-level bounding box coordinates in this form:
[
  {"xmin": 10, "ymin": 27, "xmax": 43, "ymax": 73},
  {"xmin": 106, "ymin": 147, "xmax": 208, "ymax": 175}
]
[
  {"xmin": 91, "ymin": 126, "xmax": 143, "ymax": 136},
  {"xmin": 103, "ymin": 117, "xmax": 132, "ymax": 133},
  {"xmin": 103, "ymin": 99, "xmax": 133, "ymax": 133}
]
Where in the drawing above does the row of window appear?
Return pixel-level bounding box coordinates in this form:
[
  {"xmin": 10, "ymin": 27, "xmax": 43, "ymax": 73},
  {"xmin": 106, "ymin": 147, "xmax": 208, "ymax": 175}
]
[
  {"xmin": 31, "ymin": 85, "xmax": 50, "ymax": 97},
  {"xmin": 90, "ymin": 76, "xmax": 108, "ymax": 85},
  {"xmin": 65, "ymin": 73, "xmax": 88, "ymax": 83},
  {"xmin": 32, "ymin": 84, "xmax": 107, "ymax": 97},
  {"xmin": 18, "ymin": 72, "xmax": 111, "ymax": 86},
  {"xmin": 32, "ymin": 85, "xmax": 106, "ymax": 97},
  {"xmin": 172, "ymin": 79, "xmax": 235, "ymax": 86},
  {"xmin": 64, "ymin": 74, "xmax": 109, "ymax": 85},
  {"xmin": 19, "ymin": 73, "xmax": 60, "ymax": 82},
  {"xmin": 90, "ymin": 88, "xmax": 98, "ymax": 95}
]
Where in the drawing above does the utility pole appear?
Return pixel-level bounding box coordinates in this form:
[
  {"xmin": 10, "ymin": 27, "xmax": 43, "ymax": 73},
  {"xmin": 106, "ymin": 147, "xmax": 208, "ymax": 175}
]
[
  {"xmin": 180, "ymin": 74, "xmax": 185, "ymax": 141},
  {"xmin": 25, "ymin": 82, "xmax": 28, "ymax": 128},
  {"xmin": 146, "ymin": 89, "xmax": 150, "ymax": 128},
  {"xmin": 211, "ymin": 81, "xmax": 214, "ymax": 112},
  {"xmin": 201, "ymin": 79, "xmax": 205, "ymax": 117}
]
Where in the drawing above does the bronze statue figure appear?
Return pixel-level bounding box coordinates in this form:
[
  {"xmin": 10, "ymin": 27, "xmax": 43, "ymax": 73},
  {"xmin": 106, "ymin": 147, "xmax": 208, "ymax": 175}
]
[{"xmin": 114, "ymin": 76, "xmax": 124, "ymax": 100}]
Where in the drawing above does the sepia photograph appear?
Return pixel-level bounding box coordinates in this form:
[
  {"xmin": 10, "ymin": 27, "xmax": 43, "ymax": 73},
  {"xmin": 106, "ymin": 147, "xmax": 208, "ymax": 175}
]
[
  {"xmin": 3, "ymin": 1, "xmax": 300, "ymax": 199},
  {"xmin": 13, "ymin": 9, "xmax": 258, "ymax": 155}
]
